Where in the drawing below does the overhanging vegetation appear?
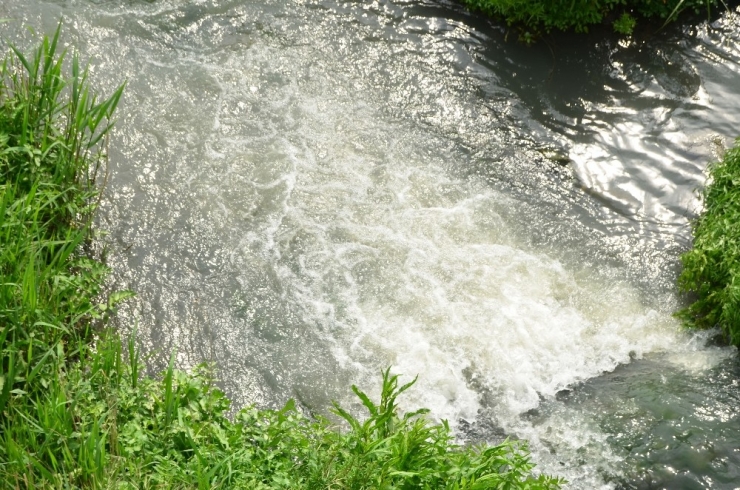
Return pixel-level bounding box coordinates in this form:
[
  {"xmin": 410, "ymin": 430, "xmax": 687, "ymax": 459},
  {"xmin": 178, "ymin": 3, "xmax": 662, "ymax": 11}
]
[
  {"xmin": 678, "ymin": 139, "xmax": 740, "ymax": 346},
  {"xmin": 459, "ymin": 0, "xmax": 725, "ymax": 36}
]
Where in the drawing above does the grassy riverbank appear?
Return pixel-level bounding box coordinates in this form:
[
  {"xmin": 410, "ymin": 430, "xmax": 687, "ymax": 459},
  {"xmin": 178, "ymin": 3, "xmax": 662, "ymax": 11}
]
[
  {"xmin": 0, "ymin": 27, "xmax": 563, "ymax": 489},
  {"xmin": 678, "ymin": 139, "xmax": 740, "ymax": 346},
  {"xmin": 460, "ymin": 0, "xmax": 724, "ymax": 36}
]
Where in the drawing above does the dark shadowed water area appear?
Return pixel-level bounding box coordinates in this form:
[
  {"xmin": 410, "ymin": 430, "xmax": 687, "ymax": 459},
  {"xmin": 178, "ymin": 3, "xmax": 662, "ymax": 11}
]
[{"xmin": 2, "ymin": 0, "xmax": 740, "ymax": 487}]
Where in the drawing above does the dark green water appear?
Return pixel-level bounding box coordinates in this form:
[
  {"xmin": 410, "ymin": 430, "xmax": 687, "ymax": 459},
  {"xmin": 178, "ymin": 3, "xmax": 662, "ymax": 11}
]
[
  {"xmin": 536, "ymin": 354, "xmax": 740, "ymax": 488},
  {"xmin": 1, "ymin": 1, "xmax": 739, "ymax": 487}
]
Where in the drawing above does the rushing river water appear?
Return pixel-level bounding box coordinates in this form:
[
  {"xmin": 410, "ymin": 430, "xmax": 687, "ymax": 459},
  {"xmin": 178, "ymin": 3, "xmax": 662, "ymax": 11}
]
[{"xmin": 3, "ymin": 0, "xmax": 740, "ymax": 487}]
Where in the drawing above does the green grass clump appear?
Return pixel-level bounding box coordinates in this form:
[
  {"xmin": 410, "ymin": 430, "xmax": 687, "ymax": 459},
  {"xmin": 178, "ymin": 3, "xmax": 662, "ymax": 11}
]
[
  {"xmin": 459, "ymin": 0, "xmax": 722, "ymax": 37},
  {"xmin": 19, "ymin": 349, "xmax": 564, "ymax": 488},
  {"xmin": 678, "ymin": 139, "xmax": 740, "ymax": 346},
  {"xmin": 0, "ymin": 26, "xmax": 564, "ymax": 489},
  {"xmin": 0, "ymin": 22, "xmax": 126, "ymax": 486}
]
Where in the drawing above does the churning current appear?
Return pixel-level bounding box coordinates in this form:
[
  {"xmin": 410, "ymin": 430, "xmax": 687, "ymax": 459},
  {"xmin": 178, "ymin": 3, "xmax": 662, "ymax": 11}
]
[{"xmin": 3, "ymin": 0, "xmax": 740, "ymax": 487}]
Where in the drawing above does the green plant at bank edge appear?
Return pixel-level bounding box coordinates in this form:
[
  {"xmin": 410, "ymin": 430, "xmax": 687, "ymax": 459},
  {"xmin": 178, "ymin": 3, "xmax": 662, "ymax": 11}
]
[
  {"xmin": 459, "ymin": 0, "xmax": 724, "ymax": 37},
  {"xmin": 0, "ymin": 21, "xmax": 126, "ymax": 417},
  {"xmin": 0, "ymin": 25, "xmax": 564, "ymax": 488},
  {"xmin": 678, "ymin": 139, "xmax": 740, "ymax": 346}
]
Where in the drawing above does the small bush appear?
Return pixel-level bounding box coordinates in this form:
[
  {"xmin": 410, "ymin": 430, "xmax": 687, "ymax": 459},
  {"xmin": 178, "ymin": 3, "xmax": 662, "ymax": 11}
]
[
  {"xmin": 678, "ymin": 139, "xmax": 740, "ymax": 345},
  {"xmin": 613, "ymin": 13, "xmax": 637, "ymax": 35}
]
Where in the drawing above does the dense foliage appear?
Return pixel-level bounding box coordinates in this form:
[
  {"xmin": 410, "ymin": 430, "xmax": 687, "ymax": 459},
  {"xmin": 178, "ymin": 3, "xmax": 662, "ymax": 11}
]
[
  {"xmin": 459, "ymin": 0, "xmax": 722, "ymax": 36},
  {"xmin": 0, "ymin": 27, "xmax": 564, "ymax": 488},
  {"xmin": 0, "ymin": 23, "xmax": 125, "ymax": 426},
  {"xmin": 678, "ymin": 140, "xmax": 740, "ymax": 346}
]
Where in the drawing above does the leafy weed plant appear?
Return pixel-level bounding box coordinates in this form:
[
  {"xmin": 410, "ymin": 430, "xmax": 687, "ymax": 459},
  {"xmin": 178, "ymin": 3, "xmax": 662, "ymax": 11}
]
[
  {"xmin": 29, "ymin": 347, "xmax": 565, "ymax": 488},
  {"xmin": 678, "ymin": 139, "xmax": 740, "ymax": 345}
]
